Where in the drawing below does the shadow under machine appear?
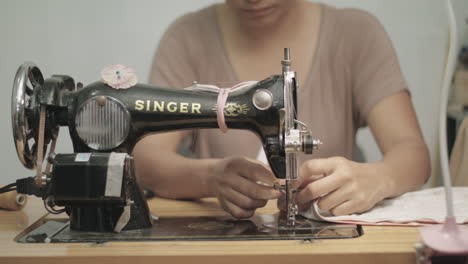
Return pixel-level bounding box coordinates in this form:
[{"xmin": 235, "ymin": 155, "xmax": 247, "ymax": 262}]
[{"xmin": 10, "ymin": 48, "xmax": 361, "ymax": 243}]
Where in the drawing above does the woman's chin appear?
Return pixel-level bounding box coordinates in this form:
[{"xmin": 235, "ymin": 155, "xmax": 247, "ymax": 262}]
[{"xmin": 240, "ymin": 14, "xmax": 283, "ymax": 31}]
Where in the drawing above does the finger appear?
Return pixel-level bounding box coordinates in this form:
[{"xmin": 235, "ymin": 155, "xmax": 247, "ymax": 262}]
[
  {"xmin": 297, "ymin": 200, "xmax": 313, "ymax": 212},
  {"xmin": 231, "ymin": 157, "xmax": 278, "ymax": 185},
  {"xmin": 297, "ymin": 174, "xmax": 325, "ymax": 190},
  {"xmin": 316, "ymin": 188, "xmax": 350, "ymax": 212},
  {"xmin": 220, "ymin": 198, "xmax": 255, "ymax": 219},
  {"xmin": 296, "ymin": 174, "xmax": 343, "ymax": 204},
  {"xmin": 300, "ymin": 158, "xmax": 339, "ymax": 178},
  {"xmin": 329, "ymin": 200, "xmax": 356, "ymax": 216},
  {"xmin": 297, "ymin": 158, "xmax": 338, "ymax": 190},
  {"xmin": 221, "ymin": 187, "xmax": 267, "ymax": 210},
  {"xmin": 277, "ymin": 195, "xmax": 285, "ymax": 211},
  {"xmin": 222, "ymin": 171, "xmax": 282, "ymax": 200}
]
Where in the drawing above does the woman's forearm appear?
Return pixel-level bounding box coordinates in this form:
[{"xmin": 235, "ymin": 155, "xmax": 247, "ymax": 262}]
[
  {"xmin": 136, "ymin": 151, "xmax": 219, "ymax": 199},
  {"xmin": 376, "ymin": 136, "xmax": 431, "ymax": 199}
]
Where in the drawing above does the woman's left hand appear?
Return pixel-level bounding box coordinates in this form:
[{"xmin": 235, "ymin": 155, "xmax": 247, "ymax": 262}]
[{"xmin": 295, "ymin": 157, "xmax": 392, "ymax": 216}]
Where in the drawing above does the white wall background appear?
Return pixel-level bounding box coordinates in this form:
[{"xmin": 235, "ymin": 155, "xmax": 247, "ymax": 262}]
[{"xmin": 1, "ymin": 0, "xmax": 468, "ymax": 184}]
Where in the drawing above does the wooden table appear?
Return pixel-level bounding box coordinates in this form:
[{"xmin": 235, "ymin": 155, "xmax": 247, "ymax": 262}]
[{"xmin": 0, "ymin": 196, "xmax": 421, "ymax": 264}]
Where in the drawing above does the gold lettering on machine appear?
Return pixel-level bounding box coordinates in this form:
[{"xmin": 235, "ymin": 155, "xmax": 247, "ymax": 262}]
[{"xmin": 134, "ymin": 100, "xmax": 202, "ymax": 114}]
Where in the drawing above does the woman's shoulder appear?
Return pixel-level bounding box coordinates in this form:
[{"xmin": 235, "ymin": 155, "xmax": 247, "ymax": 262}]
[
  {"xmin": 322, "ymin": 4, "xmax": 386, "ymax": 35},
  {"xmin": 320, "ymin": 3, "xmax": 391, "ymax": 58}
]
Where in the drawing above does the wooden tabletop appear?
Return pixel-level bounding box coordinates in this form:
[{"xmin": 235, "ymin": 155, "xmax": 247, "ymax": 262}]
[{"xmin": 0, "ymin": 196, "xmax": 420, "ymax": 264}]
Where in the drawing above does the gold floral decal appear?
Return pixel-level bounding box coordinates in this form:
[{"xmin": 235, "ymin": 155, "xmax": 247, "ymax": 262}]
[{"xmin": 213, "ymin": 103, "xmax": 250, "ymax": 117}]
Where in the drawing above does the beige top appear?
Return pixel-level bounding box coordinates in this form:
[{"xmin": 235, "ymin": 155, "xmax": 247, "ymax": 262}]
[
  {"xmin": 449, "ymin": 117, "xmax": 468, "ymax": 186},
  {"xmin": 149, "ymin": 4, "xmax": 407, "ymax": 164}
]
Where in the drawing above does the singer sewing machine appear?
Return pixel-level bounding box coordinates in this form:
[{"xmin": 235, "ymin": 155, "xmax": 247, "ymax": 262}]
[{"xmin": 10, "ymin": 49, "xmax": 361, "ymax": 243}]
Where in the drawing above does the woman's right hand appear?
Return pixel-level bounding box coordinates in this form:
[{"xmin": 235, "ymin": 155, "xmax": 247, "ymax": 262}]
[{"xmin": 210, "ymin": 157, "xmax": 282, "ymax": 219}]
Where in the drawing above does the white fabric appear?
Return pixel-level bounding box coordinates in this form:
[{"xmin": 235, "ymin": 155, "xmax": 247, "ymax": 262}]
[
  {"xmin": 256, "ymin": 148, "xmax": 268, "ymax": 165},
  {"xmin": 301, "ymin": 187, "xmax": 468, "ymax": 226}
]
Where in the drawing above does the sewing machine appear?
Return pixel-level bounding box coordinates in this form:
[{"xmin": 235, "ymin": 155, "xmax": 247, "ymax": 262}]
[{"xmin": 10, "ymin": 49, "xmax": 361, "ymax": 242}]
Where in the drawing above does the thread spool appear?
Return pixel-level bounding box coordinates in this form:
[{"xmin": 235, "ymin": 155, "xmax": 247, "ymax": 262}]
[{"xmin": 0, "ymin": 186, "xmax": 27, "ymax": 211}]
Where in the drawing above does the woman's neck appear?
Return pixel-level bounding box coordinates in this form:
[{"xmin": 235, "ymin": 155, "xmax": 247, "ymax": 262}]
[
  {"xmin": 216, "ymin": 1, "xmax": 322, "ymax": 84},
  {"xmin": 218, "ymin": 1, "xmax": 316, "ymax": 46}
]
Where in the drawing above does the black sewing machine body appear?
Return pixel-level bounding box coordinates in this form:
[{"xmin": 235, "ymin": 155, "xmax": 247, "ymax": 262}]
[
  {"xmin": 56, "ymin": 75, "xmax": 288, "ymax": 177},
  {"xmin": 11, "ymin": 46, "xmax": 331, "ymax": 236},
  {"xmin": 12, "ymin": 61, "xmax": 295, "ymax": 232},
  {"xmin": 52, "ymin": 76, "xmax": 287, "ymax": 232}
]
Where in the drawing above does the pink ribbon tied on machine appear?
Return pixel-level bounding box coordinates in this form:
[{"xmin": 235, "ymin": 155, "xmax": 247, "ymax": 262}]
[
  {"xmin": 183, "ymin": 80, "xmax": 258, "ymax": 132},
  {"xmin": 216, "ymin": 88, "xmax": 231, "ymax": 133},
  {"xmin": 215, "ymin": 81, "xmax": 258, "ymax": 133}
]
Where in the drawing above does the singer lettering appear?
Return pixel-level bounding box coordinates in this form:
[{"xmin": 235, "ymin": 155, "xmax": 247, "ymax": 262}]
[{"xmin": 134, "ymin": 100, "xmax": 202, "ymax": 114}]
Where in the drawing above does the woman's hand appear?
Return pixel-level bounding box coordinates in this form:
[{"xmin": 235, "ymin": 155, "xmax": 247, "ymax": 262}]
[
  {"xmin": 295, "ymin": 157, "xmax": 392, "ymax": 216},
  {"xmin": 210, "ymin": 157, "xmax": 282, "ymax": 219}
]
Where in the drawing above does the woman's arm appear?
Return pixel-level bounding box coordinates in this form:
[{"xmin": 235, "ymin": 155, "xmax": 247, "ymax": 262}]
[
  {"xmin": 134, "ymin": 131, "xmax": 216, "ymax": 199},
  {"xmin": 367, "ymin": 91, "xmax": 430, "ymax": 196},
  {"xmin": 134, "ymin": 132, "xmax": 282, "ymax": 218},
  {"xmin": 295, "ymin": 91, "xmax": 430, "ymax": 215},
  {"xmin": 291, "ymin": 8, "xmax": 431, "ymax": 216}
]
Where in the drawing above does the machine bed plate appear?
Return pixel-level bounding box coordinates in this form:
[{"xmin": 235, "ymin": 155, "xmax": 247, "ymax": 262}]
[{"xmin": 16, "ymin": 214, "xmax": 362, "ymax": 243}]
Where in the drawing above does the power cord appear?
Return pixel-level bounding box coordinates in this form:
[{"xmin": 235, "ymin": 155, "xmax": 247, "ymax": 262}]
[
  {"xmin": 0, "ymin": 182, "xmax": 17, "ymax": 194},
  {"xmin": 0, "ymin": 177, "xmax": 44, "ymax": 197}
]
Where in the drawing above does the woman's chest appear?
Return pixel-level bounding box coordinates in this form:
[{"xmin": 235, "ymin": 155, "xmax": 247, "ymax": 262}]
[{"xmin": 229, "ymin": 45, "xmax": 316, "ymax": 87}]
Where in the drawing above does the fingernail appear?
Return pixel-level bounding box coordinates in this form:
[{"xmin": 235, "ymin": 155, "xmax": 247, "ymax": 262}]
[{"xmin": 256, "ymin": 181, "xmax": 272, "ymax": 187}]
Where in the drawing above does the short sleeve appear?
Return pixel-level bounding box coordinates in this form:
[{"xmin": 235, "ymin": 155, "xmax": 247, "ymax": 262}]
[
  {"xmin": 148, "ymin": 15, "xmax": 198, "ymax": 88},
  {"xmin": 345, "ymin": 10, "xmax": 408, "ymax": 127}
]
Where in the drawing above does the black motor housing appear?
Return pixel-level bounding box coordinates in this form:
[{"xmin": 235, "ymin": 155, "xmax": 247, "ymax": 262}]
[{"xmin": 49, "ymin": 153, "xmax": 152, "ymax": 232}]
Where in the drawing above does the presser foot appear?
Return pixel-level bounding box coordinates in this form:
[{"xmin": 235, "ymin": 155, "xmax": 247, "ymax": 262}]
[
  {"xmin": 263, "ymin": 212, "xmax": 313, "ymax": 231},
  {"xmin": 267, "ymin": 218, "xmax": 319, "ymax": 231},
  {"xmin": 284, "ymin": 180, "xmax": 298, "ymax": 227},
  {"xmin": 268, "ymin": 181, "xmax": 299, "ymax": 228}
]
